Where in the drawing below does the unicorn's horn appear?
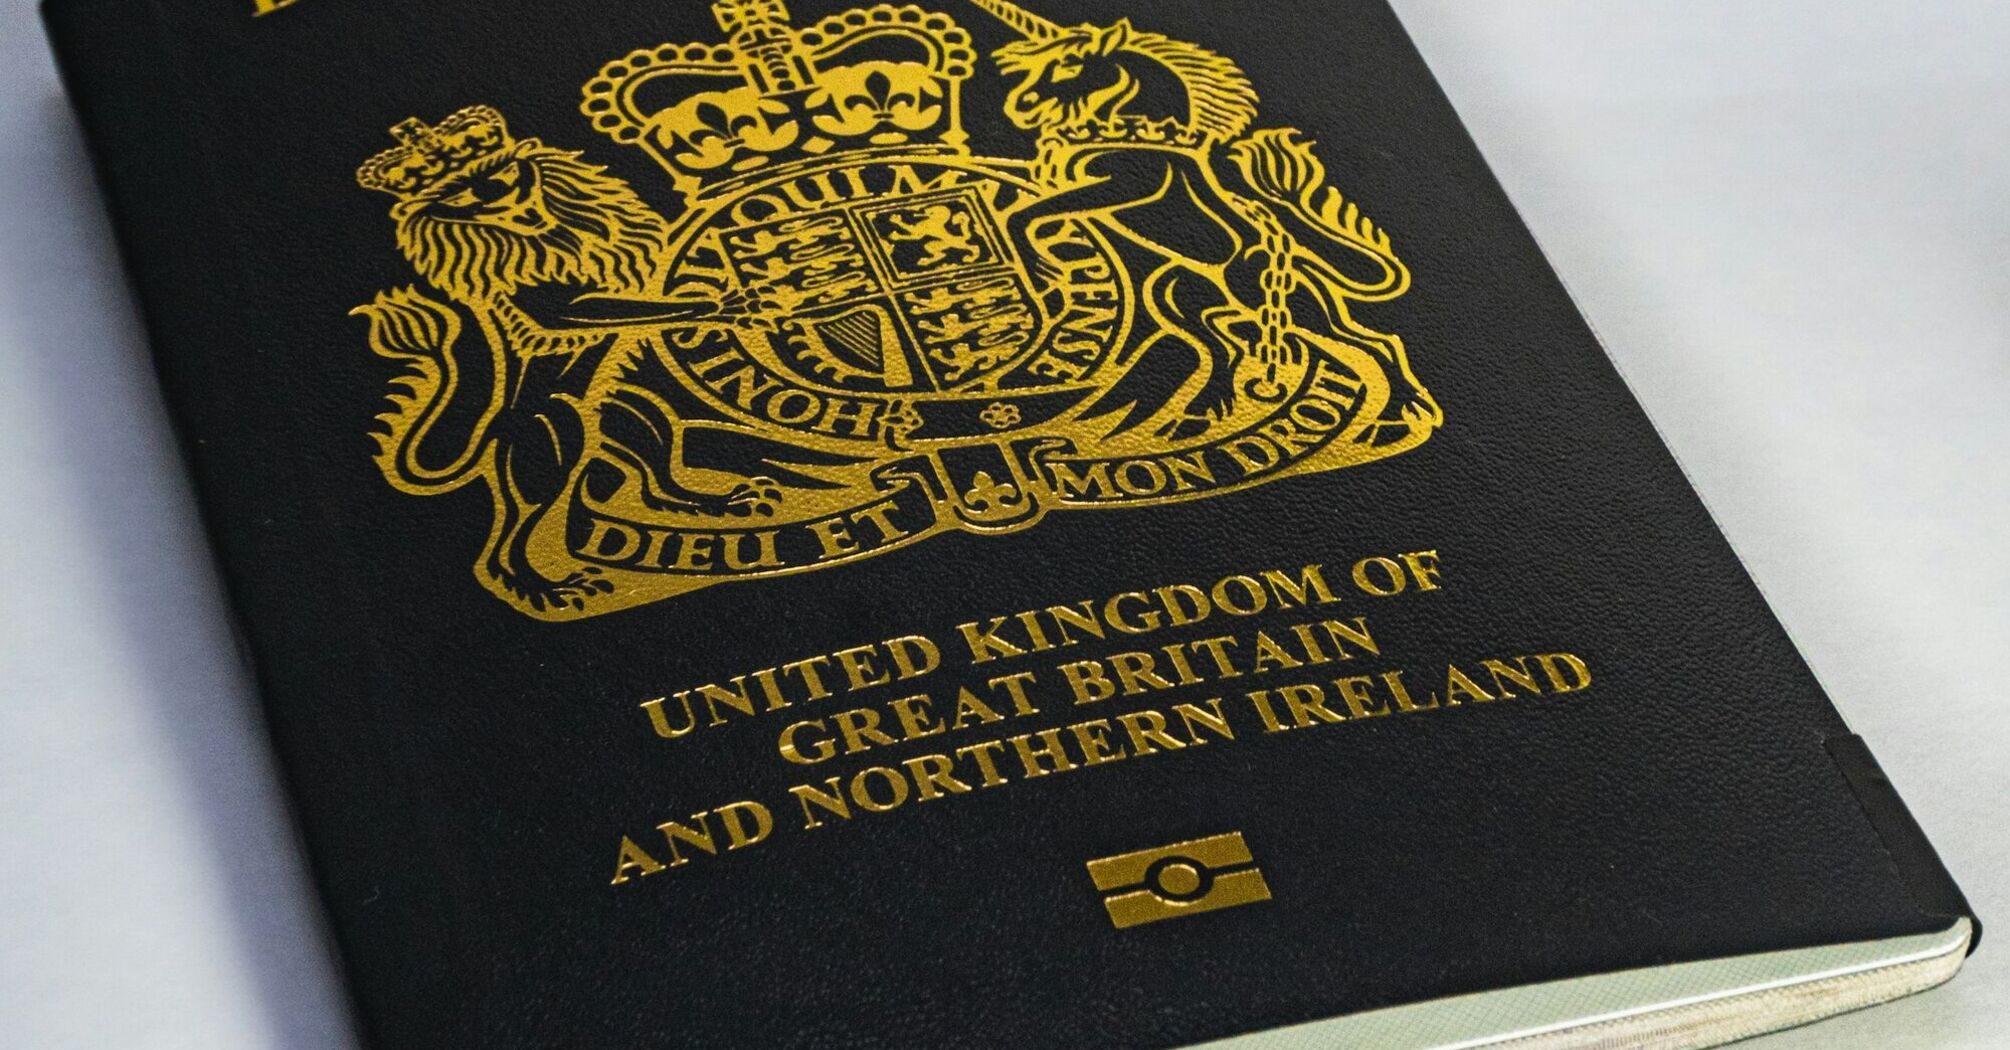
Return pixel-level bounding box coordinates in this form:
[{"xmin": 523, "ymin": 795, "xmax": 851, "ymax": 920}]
[{"xmin": 967, "ymin": 0, "xmax": 1063, "ymax": 39}]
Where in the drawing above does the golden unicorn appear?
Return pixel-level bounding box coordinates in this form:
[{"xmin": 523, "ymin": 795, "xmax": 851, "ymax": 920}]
[{"xmin": 972, "ymin": 0, "xmax": 1441, "ymax": 442}]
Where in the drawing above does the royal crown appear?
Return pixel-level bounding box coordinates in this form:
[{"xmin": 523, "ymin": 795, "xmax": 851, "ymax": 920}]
[
  {"xmin": 356, "ymin": 105, "xmax": 516, "ymax": 198},
  {"xmin": 581, "ymin": 1, "xmax": 978, "ymax": 201}
]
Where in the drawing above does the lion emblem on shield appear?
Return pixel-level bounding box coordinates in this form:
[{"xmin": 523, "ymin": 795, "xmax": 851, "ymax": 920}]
[{"xmin": 352, "ymin": 0, "xmax": 1442, "ymax": 620}]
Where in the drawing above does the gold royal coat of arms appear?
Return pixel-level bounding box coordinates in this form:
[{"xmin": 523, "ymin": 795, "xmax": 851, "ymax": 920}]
[{"xmin": 353, "ymin": 0, "xmax": 1443, "ymax": 620}]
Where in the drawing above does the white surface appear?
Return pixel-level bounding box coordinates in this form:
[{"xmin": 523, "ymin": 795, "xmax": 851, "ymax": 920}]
[
  {"xmin": 0, "ymin": 2, "xmax": 2003, "ymax": 1047},
  {"xmin": 1209, "ymin": 922, "xmax": 1974, "ymax": 1050}
]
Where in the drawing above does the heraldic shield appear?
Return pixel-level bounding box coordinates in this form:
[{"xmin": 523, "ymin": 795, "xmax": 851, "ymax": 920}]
[{"xmin": 351, "ymin": 0, "xmax": 1444, "ymax": 620}]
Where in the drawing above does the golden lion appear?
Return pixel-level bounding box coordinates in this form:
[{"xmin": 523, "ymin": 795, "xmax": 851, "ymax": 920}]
[{"xmin": 354, "ymin": 115, "xmax": 776, "ymax": 615}]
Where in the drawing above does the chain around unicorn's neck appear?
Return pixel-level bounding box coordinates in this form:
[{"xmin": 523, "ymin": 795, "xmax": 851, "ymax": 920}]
[{"xmin": 1030, "ymin": 116, "xmax": 1210, "ymax": 188}]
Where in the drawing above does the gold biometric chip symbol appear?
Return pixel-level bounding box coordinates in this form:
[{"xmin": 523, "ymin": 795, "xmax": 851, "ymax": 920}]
[{"xmin": 1087, "ymin": 832, "xmax": 1272, "ymax": 928}]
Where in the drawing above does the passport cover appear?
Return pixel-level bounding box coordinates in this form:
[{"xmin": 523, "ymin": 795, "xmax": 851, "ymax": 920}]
[{"xmin": 43, "ymin": 0, "xmax": 1977, "ymax": 1046}]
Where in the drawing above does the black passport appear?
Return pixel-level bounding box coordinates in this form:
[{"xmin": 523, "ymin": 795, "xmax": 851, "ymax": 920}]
[{"xmin": 45, "ymin": 0, "xmax": 1977, "ymax": 1047}]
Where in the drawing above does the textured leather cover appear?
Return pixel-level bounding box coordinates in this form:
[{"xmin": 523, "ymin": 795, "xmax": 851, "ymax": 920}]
[{"xmin": 44, "ymin": 1, "xmax": 1975, "ymax": 1047}]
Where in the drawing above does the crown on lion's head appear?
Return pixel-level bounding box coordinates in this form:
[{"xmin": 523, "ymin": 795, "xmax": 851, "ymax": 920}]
[
  {"xmin": 359, "ymin": 107, "xmax": 672, "ymax": 303},
  {"xmin": 356, "ymin": 106, "xmax": 517, "ymax": 199},
  {"xmin": 580, "ymin": 1, "xmax": 979, "ymax": 202}
]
